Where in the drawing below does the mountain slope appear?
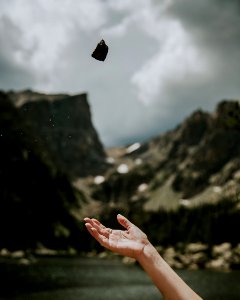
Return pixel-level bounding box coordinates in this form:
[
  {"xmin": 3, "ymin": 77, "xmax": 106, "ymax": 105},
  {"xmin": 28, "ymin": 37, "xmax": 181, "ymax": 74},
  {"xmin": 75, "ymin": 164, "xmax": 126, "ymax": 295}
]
[{"xmin": 91, "ymin": 100, "xmax": 240, "ymax": 211}]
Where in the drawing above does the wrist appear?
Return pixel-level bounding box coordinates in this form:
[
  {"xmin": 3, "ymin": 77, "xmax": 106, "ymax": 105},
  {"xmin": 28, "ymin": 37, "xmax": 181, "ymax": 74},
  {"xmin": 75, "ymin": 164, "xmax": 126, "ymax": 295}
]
[{"xmin": 136, "ymin": 242, "xmax": 161, "ymax": 264}]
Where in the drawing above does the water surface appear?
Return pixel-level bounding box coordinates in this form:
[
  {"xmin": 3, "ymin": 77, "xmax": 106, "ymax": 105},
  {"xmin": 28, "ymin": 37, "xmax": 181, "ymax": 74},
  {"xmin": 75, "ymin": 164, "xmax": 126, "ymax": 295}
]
[{"xmin": 0, "ymin": 257, "xmax": 240, "ymax": 300}]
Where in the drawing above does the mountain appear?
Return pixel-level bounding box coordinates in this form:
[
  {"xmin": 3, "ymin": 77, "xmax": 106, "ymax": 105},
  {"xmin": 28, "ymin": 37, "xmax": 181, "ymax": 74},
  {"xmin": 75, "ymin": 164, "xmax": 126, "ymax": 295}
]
[
  {"xmin": 8, "ymin": 90, "xmax": 107, "ymax": 178},
  {"xmin": 0, "ymin": 92, "xmax": 88, "ymax": 250},
  {"xmin": 0, "ymin": 90, "xmax": 112, "ymax": 251},
  {"xmin": 90, "ymin": 100, "xmax": 240, "ymax": 211},
  {"xmin": 86, "ymin": 100, "xmax": 240, "ymax": 247},
  {"xmin": 1, "ymin": 89, "xmax": 239, "ymax": 250}
]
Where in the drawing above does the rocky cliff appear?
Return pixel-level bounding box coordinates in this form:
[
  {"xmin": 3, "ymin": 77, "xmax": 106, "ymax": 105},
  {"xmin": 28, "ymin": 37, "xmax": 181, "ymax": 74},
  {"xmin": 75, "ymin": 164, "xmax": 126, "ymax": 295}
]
[
  {"xmin": 90, "ymin": 100, "xmax": 240, "ymax": 212},
  {"xmin": 8, "ymin": 90, "xmax": 107, "ymax": 178},
  {"xmin": 0, "ymin": 92, "xmax": 87, "ymax": 250}
]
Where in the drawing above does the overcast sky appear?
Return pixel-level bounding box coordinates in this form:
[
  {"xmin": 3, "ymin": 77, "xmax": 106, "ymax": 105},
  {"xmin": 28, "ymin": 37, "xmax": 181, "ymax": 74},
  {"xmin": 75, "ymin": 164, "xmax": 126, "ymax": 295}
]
[{"xmin": 1, "ymin": 0, "xmax": 240, "ymax": 146}]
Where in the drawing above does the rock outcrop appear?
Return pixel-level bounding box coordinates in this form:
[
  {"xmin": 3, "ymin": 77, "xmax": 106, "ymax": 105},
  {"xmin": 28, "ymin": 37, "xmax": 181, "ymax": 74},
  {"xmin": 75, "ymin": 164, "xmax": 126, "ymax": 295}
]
[{"xmin": 8, "ymin": 90, "xmax": 107, "ymax": 178}]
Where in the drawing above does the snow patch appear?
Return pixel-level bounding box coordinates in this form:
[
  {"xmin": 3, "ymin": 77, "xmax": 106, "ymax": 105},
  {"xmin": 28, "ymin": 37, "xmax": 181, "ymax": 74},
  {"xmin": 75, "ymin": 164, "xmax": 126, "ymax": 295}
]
[
  {"xmin": 126, "ymin": 142, "xmax": 141, "ymax": 154},
  {"xmin": 94, "ymin": 175, "xmax": 105, "ymax": 185},
  {"xmin": 117, "ymin": 164, "xmax": 129, "ymax": 174}
]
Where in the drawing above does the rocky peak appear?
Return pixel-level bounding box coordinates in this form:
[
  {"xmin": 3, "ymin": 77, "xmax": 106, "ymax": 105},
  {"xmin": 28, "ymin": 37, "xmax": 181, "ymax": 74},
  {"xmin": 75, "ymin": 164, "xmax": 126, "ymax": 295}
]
[
  {"xmin": 175, "ymin": 110, "xmax": 211, "ymax": 146},
  {"xmin": 8, "ymin": 91, "xmax": 107, "ymax": 178},
  {"xmin": 215, "ymin": 100, "xmax": 240, "ymax": 130}
]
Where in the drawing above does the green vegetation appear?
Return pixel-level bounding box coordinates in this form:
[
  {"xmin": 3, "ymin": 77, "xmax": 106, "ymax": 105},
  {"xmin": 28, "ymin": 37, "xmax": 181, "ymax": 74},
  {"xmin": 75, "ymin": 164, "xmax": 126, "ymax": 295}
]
[{"xmin": 97, "ymin": 197, "xmax": 240, "ymax": 249}]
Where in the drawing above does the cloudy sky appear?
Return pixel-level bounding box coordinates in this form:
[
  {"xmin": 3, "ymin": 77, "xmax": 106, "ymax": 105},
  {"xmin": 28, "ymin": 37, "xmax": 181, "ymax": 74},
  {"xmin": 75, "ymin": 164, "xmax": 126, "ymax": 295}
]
[{"xmin": 1, "ymin": 0, "xmax": 240, "ymax": 146}]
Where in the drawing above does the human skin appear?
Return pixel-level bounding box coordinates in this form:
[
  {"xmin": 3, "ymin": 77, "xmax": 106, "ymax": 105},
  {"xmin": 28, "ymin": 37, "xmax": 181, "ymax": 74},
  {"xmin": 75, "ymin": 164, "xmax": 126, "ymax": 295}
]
[{"xmin": 84, "ymin": 214, "xmax": 203, "ymax": 300}]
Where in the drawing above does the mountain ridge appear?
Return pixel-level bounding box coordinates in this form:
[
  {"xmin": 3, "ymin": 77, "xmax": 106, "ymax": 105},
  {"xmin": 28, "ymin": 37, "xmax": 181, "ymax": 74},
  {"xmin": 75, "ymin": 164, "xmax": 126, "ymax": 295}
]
[{"xmin": 90, "ymin": 99, "xmax": 240, "ymax": 212}]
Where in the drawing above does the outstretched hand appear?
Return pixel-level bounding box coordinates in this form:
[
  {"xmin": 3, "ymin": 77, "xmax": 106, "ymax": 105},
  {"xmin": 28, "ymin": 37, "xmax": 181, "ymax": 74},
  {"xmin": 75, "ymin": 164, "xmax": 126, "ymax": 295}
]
[
  {"xmin": 84, "ymin": 214, "xmax": 203, "ymax": 300},
  {"xmin": 84, "ymin": 214, "xmax": 150, "ymax": 259}
]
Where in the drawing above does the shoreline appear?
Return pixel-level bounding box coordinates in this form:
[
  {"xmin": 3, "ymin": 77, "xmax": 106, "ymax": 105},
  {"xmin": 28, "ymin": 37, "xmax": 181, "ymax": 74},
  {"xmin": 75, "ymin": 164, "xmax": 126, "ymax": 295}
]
[{"xmin": 1, "ymin": 242, "xmax": 240, "ymax": 271}]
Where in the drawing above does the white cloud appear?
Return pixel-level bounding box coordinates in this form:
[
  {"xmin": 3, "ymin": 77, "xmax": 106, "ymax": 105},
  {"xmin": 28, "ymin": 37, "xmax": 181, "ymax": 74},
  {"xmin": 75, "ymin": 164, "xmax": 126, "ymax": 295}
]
[
  {"xmin": 107, "ymin": 0, "xmax": 152, "ymax": 12},
  {"xmin": 101, "ymin": 18, "xmax": 128, "ymax": 38},
  {"xmin": 103, "ymin": 0, "xmax": 209, "ymax": 107},
  {"xmin": 0, "ymin": 0, "xmax": 107, "ymax": 77},
  {"xmin": 131, "ymin": 19, "xmax": 209, "ymax": 105},
  {"xmin": 105, "ymin": 0, "xmax": 160, "ymax": 38}
]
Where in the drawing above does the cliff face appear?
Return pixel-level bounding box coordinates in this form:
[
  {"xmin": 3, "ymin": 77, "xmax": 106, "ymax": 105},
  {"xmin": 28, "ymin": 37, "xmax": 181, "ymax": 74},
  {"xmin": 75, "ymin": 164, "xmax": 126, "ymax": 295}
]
[
  {"xmin": 91, "ymin": 100, "xmax": 240, "ymax": 212},
  {"xmin": 9, "ymin": 90, "xmax": 107, "ymax": 178},
  {"xmin": 0, "ymin": 92, "xmax": 84, "ymax": 250}
]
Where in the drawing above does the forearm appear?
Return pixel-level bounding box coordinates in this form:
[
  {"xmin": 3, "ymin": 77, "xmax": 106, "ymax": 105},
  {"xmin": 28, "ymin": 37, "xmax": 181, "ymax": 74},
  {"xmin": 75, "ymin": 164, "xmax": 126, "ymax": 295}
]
[{"xmin": 137, "ymin": 243, "xmax": 203, "ymax": 300}]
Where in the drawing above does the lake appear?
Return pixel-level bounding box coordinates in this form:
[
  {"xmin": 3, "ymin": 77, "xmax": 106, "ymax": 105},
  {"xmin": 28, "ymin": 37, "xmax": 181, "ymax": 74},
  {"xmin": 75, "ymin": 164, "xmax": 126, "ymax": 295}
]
[{"xmin": 0, "ymin": 257, "xmax": 240, "ymax": 300}]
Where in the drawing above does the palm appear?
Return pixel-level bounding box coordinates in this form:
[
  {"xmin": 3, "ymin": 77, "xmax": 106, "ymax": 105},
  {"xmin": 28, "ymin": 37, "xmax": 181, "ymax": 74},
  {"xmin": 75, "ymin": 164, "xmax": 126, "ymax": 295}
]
[
  {"xmin": 108, "ymin": 228, "xmax": 146, "ymax": 257},
  {"xmin": 84, "ymin": 215, "xmax": 149, "ymax": 259}
]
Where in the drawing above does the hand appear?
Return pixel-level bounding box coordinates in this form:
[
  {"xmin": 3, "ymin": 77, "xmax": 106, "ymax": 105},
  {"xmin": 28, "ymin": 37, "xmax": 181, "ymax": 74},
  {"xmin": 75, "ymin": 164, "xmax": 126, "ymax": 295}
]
[
  {"xmin": 84, "ymin": 215, "xmax": 203, "ymax": 299},
  {"xmin": 84, "ymin": 214, "xmax": 150, "ymax": 259}
]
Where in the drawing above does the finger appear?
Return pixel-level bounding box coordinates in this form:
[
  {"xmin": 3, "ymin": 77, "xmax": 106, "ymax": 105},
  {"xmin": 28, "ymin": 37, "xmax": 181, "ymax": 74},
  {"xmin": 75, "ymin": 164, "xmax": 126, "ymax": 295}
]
[
  {"xmin": 99, "ymin": 227, "xmax": 112, "ymax": 238},
  {"xmin": 85, "ymin": 218, "xmax": 106, "ymax": 230},
  {"xmin": 85, "ymin": 224, "xmax": 109, "ymax": 248},
  {"xmin": 84, "ymin": 218, "xmax": 103, "ymax": 230},
  {"xmin": 117, "ymin": 214, "xmax": 132, "ymax": 230},
  {"xmin": 84, "ymin": 218, "xmax": 98, "ymax": 227},
  {"xmin": 92, "ymin": 218, "xmax": 102, "ymax": 226},
  {"xmin": 92, "ymin": 219, "xmax": 106, "ymax": 229},
  {"xmin": 85, "ymin": 219, "xmax": 111, "ymax": 239},
  {"xmin": 91, "ymin": 222, "xmax": 112, "ymax": 238},
  {"xmin": 85, "ymin": 223, "xmax": 100, "ymax": 238},
  {"xmin": 91, "ymin": 220, "xmax": 113, "ymax": 237},
  {"xmin": 85, "ymin": 223, "xmax": 108, "ymax": 240},
  {"xmin": 96, "ymin": 223, "xmax": 113, "ymax": 237}
]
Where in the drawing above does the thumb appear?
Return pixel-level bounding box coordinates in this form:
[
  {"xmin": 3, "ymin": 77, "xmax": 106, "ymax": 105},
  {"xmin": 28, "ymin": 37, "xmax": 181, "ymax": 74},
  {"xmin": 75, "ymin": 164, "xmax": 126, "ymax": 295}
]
[{"xmin": 117, "ymin": 214, "xmax": 132, "ymax": 230}]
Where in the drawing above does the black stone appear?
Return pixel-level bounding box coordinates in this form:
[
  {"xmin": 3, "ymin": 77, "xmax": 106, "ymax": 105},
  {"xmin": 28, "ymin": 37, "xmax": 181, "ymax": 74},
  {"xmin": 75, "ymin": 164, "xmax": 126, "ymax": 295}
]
[{"xmin": 91, "ymin": 39, "xmax": 108, "ymax": 61}]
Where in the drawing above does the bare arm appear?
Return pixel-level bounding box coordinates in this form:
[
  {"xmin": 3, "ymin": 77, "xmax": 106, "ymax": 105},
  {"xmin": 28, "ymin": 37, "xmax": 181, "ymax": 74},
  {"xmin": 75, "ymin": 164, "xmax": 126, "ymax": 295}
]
[{"xmin": 84, "ymin": 214, "xmax": 202, "ymax": 300}]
